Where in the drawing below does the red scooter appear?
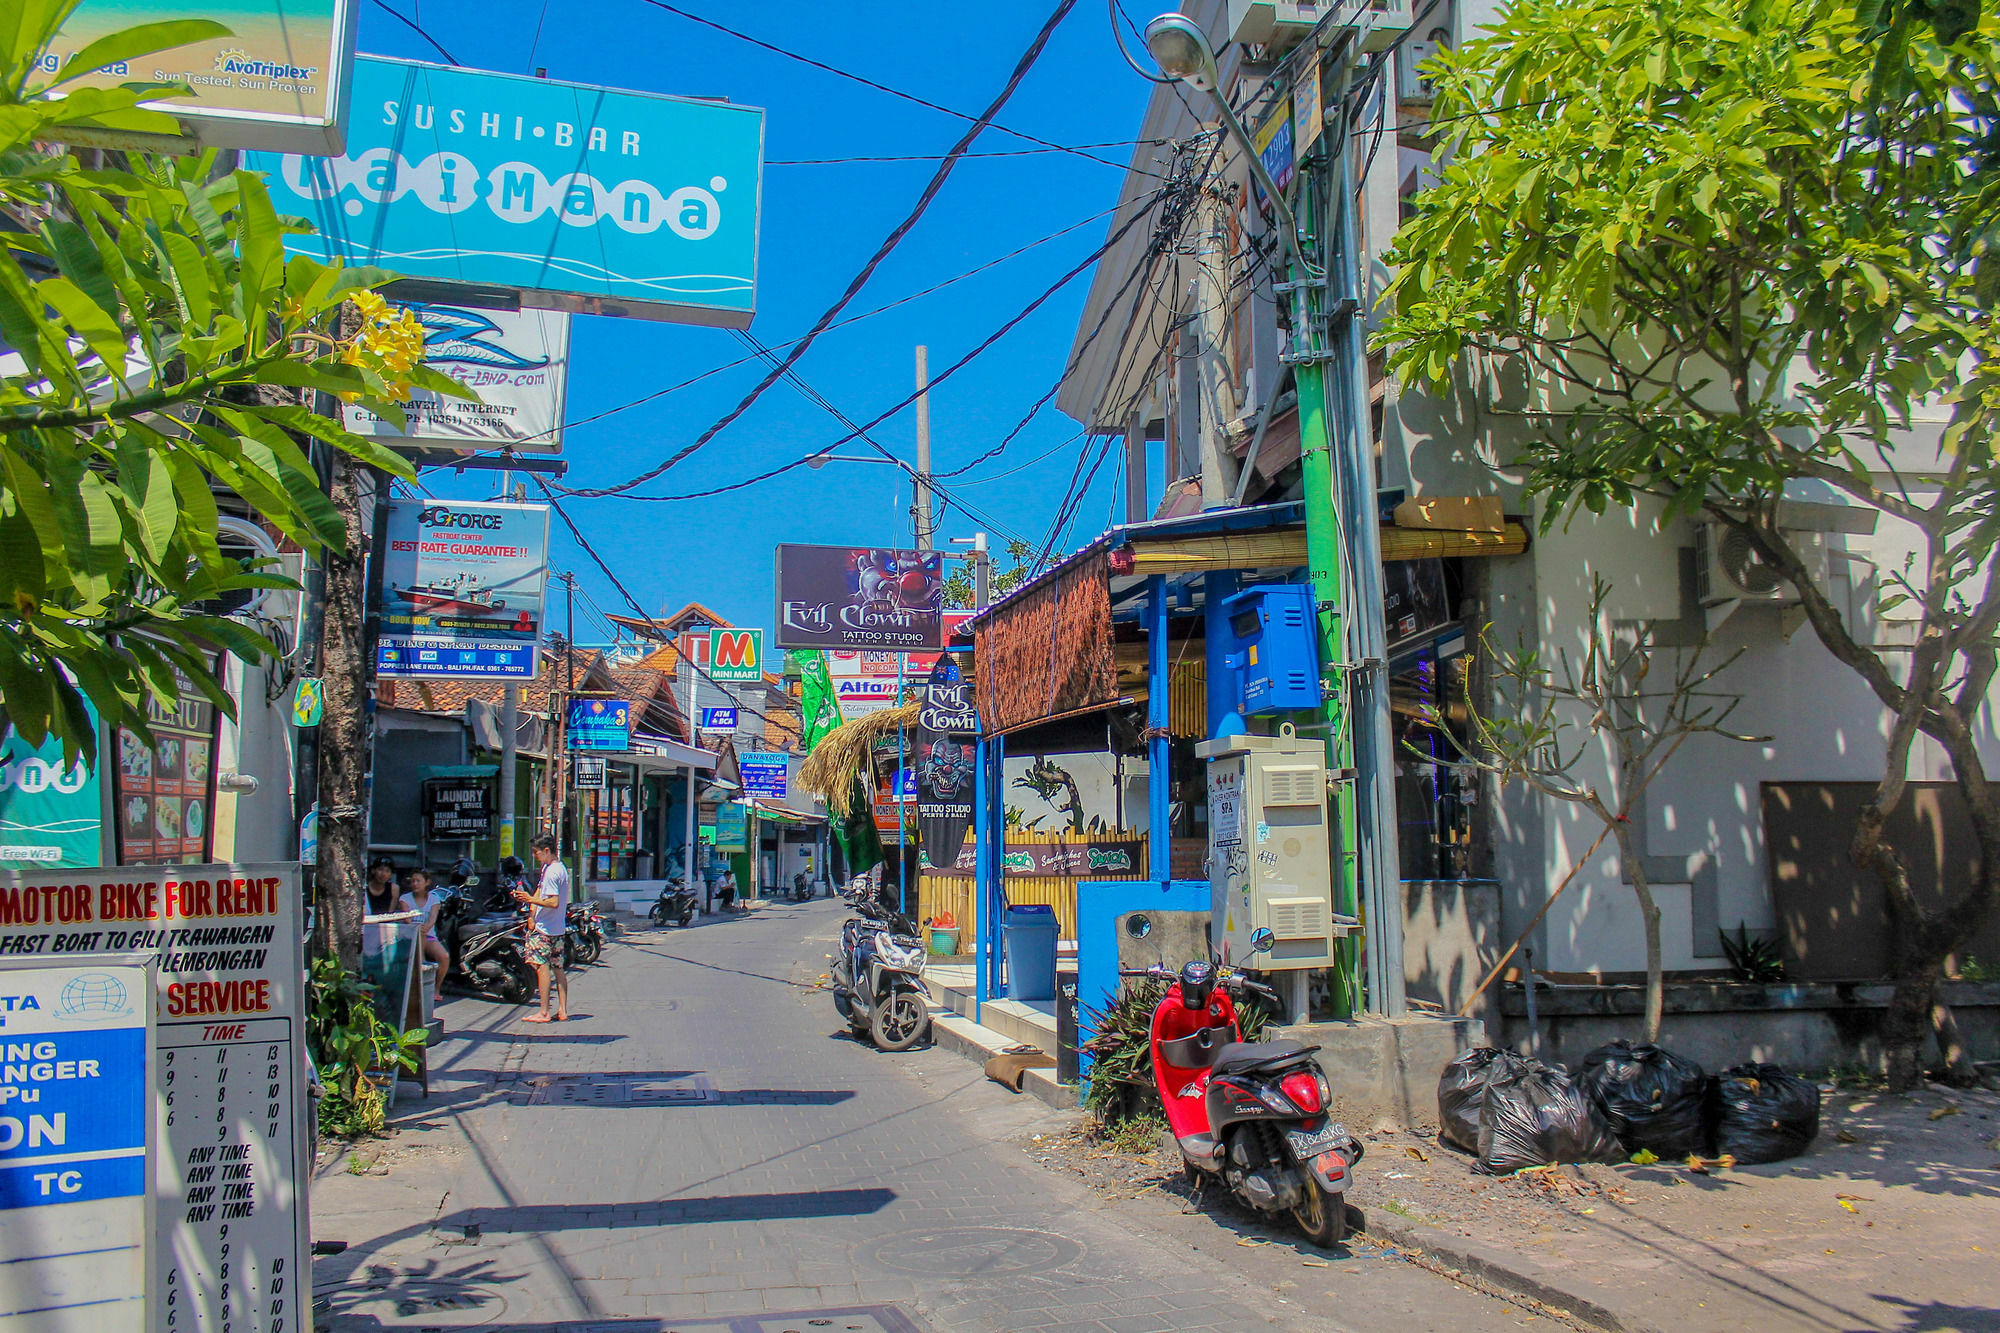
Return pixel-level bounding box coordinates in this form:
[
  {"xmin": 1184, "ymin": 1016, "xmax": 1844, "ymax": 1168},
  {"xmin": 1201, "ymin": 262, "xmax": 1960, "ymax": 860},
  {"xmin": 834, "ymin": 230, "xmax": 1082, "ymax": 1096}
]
[{"xmin": 1123, "ymin": 935, "xmax": 1362, "ymax": 1245}]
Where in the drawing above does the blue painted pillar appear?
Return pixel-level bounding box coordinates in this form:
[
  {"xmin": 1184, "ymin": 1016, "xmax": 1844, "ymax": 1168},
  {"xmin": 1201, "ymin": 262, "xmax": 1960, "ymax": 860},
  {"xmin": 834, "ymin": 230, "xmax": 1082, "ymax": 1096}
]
[
  {"xmin": 1203, "ymin": 570, "xmax": 1242, "ymax": 739},
  {"xmin": 986, "ymin": 732, "xmax": 1008, "ymax": 999},
  {"xmin": 1147, "ymin": 575, "xmax": 1171, "ymax": 885},
  {"xmin": 974, "ymin": 734, "xmax": 991, "ymax": 1015}
]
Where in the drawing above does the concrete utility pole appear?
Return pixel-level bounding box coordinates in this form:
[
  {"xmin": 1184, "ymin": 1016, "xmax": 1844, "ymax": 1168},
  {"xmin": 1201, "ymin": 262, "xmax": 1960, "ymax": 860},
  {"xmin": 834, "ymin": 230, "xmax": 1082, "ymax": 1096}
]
[
  {"xmin": 1143, "ymin": 13, "xmax": 1403, "ymax": 1017},
  {"xmin": 498, "ymin": 684, "xmax": 518, "ymax": 861},
  {"xmin": 973, "ymin": 531, "xmax": 990, "ymax": 608},
  {"xmin": 1192, "ymin": 146, "xmax": 1242, "ymax": 510},
  {"xmin": 914, "ymin": 345, "xmax": 934, "ymax": 551}
]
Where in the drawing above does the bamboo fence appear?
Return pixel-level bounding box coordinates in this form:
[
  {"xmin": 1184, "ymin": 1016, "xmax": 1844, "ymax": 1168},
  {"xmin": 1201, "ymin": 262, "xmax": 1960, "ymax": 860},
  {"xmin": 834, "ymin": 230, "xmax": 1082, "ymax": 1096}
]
[{"xmin": 919, "ymin": 827, "xmax": 1146, "ymax": 949}]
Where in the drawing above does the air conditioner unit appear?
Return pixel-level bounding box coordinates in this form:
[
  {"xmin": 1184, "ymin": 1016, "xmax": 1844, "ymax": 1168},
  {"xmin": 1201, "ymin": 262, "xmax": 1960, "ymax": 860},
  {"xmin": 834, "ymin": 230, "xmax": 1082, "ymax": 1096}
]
[
  {"xmin": 1694, "ymin": 524, "xmax": 1829, "ymax": 606},
  {"xmin": 1228, "ymin": 0, "xmax": 1411, "ymax": 55},
  {"xmin": 1397, "ymin": 29, "xmax": 1449, "ymax": 104}
]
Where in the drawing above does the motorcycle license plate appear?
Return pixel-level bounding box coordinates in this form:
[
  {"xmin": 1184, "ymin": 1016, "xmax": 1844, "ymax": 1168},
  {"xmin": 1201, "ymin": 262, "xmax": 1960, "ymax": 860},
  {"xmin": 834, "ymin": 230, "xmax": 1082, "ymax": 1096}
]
[{"xmin": 1283, "ymin": 1120, "xmax": 1351, "ymax": 1159}]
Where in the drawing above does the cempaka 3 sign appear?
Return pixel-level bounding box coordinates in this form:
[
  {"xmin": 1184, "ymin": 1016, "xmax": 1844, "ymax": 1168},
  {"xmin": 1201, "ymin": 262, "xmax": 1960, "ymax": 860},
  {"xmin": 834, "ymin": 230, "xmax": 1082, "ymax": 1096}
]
[{"xmin": 248, "ymin": 57, "xmax": 764, "ymax": 325}]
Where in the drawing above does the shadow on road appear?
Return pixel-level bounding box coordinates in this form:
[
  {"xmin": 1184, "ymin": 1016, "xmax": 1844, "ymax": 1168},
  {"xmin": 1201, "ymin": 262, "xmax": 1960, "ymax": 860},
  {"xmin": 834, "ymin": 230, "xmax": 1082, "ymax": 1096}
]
[{"xmin": 441, "ymin": 1187, "xmax": 897, "ymax": 1232}]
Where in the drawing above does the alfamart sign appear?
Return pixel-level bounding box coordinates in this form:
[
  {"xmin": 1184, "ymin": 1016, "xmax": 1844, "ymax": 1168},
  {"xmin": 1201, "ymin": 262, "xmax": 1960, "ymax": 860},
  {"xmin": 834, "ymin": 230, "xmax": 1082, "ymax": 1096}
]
[{"xmin": 249, "ymin": 57, "xmax": 765, "ymax": 324}]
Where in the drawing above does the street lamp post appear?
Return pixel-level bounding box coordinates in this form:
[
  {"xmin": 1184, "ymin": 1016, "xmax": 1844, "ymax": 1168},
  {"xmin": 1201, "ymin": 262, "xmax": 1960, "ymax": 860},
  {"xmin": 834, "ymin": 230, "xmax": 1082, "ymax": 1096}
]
[{"xmin": 1142, "ymin": 11, "xmax": 1401, "ymax": 1017}]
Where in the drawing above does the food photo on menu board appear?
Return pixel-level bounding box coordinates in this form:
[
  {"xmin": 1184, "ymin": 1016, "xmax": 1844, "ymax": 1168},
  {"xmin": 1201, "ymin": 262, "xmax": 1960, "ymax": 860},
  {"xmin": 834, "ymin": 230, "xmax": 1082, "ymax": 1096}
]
[{"xmin": 112, "ymin": 666, "xmax": 222, "ymax": 863}]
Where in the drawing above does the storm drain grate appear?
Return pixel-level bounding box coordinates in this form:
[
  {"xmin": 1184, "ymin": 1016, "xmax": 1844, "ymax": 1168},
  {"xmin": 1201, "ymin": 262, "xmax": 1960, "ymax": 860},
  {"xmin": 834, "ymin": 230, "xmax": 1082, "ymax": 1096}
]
[{"xmin": 523, "ymin": 1072, "xmax": 719, "ymax": 1107}]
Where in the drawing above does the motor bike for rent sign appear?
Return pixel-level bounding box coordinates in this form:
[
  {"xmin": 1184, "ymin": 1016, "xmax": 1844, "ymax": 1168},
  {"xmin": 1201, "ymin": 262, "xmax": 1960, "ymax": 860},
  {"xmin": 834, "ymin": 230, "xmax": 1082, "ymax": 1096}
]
[{"xmin": 0, "ymin": 864, "xmax": 310, "ymax": 1333}]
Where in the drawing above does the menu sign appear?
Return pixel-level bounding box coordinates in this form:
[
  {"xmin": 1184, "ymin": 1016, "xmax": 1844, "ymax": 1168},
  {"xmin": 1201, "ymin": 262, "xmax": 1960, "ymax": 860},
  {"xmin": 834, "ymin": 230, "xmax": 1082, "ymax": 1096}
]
[{"xmin": 114, "ymin": 669, "xmax": 222, "ymax": 865}]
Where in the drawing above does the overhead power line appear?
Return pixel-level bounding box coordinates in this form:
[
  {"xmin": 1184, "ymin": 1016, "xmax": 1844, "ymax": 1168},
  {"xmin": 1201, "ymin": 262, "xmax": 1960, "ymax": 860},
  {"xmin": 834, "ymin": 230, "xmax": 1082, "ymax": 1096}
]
[
  {"xmin": 370, "ymin": 0, "xmax": 460, "ymax": 63},
  {"xmin": 552, "ymin": 0, "xmax": 1083, "ymax": 500},
  {"xmin": 607, "ymin": 190, "xmax": 1167, "ymax": 504},
  {"xmin": 770, "ymin": 140, "xmax": 1169, "ymax": 166},
  {"xmin": 631, "ymin": 0, "xmax": 1165, "ymax": 179}
]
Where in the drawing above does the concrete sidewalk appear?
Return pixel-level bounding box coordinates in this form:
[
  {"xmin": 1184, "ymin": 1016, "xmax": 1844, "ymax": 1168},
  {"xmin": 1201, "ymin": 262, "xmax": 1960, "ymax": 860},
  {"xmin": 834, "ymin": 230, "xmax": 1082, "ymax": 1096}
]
[{"xmin": 1343, "ymin": 1082, "xmax": 2000, "ymax": 1332}]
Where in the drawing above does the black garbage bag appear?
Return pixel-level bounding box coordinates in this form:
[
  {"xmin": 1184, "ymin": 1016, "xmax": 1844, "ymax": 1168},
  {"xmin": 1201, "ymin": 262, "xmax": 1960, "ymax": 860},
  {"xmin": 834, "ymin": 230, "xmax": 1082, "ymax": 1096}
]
[
  {"xmin": 1438, "ymin": 1046, "xmax": 1524, "ymax": 1153},
  {"xmin": 1711, "ymin": 1063, "xmax": 1820, "ymax": 1164},
  {"xmin": 1476, "ymin": 1058, "xmax": 1625, "ymax": 1174},
  {"xmin": 1576, "ymin": 1040, "xmax": 1708, "ymax": 1158}
]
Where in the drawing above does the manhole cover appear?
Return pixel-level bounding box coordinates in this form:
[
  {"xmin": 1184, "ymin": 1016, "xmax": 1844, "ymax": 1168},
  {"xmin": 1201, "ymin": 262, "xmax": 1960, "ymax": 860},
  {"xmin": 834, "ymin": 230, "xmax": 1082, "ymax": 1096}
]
[
  {"xmin": 323, "ymin": 1280, "xmax": 508, "ymax": 1327},
  {"xmin": 865, "ymin": 1227, "xmax": 1083, "ymax": 1278},
  {"xmin": 525, "ymin": 1073, "xmax": 717, "ymax": 1106}
]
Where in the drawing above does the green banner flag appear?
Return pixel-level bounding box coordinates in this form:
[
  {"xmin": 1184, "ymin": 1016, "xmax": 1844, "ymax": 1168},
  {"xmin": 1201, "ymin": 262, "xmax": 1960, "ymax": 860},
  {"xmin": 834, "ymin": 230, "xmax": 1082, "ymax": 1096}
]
[{"xmin": 797, "ymin": 650, "xmax": 843, "ymax": 754}]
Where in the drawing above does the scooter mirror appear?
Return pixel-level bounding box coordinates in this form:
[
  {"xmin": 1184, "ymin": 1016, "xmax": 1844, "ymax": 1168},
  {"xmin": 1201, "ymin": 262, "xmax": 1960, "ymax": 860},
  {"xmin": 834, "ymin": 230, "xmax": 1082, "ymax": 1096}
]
[{"xmin": 1249, "ymin": 926, "xmax": 1276, "ymax": 954}]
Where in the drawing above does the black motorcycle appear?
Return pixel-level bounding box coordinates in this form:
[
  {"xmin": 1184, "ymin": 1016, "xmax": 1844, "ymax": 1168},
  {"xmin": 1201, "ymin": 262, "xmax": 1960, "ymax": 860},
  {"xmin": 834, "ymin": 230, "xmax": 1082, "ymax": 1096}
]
[
  {"xmin": 648, "ymin": 879, "xmax": 698, "ymax": 927},
  {"xmin": 435, "ymin": 885, "xmax": 536, "ymax": 1003},
  {"xmin": 565, "ymin": 902, "xmax": 605, "ymax": 965},
  {"xmin": 829, "ymin": 878, "xmax": 930, "ymax": 1051},
  {"xmin": 790, "ymin": 871, "xmax": 817, "ymax": 902}
]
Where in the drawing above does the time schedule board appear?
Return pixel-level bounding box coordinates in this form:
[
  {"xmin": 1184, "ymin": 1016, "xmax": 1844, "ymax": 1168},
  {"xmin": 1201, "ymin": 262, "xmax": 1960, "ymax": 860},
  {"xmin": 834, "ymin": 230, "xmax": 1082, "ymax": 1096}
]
[
  {"xmin": 0, "ymin": 865, "xmax": 309, "ymax": 1333},
  {"xmin": 0, "ymin": 959, "xmax": 154, "ymax": 1333}
]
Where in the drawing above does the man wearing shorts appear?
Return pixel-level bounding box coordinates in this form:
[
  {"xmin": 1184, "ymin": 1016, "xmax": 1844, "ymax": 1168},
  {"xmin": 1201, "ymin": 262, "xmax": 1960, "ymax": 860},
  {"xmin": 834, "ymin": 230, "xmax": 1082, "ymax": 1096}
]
[{"xmin": 515, "ymin": 834, "xmax": 570, "ymax": 1023}]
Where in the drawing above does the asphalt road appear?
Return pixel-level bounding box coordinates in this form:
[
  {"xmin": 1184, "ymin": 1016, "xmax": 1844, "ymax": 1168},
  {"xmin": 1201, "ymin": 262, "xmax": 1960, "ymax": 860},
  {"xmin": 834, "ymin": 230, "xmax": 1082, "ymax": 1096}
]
[{"xmin": 311, "ymin": 897, "xmax": 1550, "ymax": 1333}]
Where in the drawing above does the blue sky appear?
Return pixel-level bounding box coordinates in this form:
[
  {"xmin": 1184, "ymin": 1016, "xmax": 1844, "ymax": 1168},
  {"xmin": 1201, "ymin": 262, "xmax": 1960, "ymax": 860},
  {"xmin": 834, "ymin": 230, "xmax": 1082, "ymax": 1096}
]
[{"xmin": 368, "ymin": 1, "xmax": 1158, "ymax": 642}]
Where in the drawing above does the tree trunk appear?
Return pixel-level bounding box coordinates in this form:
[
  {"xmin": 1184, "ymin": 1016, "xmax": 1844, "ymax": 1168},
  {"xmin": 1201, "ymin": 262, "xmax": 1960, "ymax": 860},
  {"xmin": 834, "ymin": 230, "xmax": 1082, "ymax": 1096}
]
[
  {"xmin": 316, "ymin": 446, "xmax": 369, "ymax": 972},
  {"xmin": 1882, "ymin": 959, "xmax": 1942, "ymax": 1092},
  {"xmin": 1614, "ymin": 825, "xmax": 1665, "ymax": 1043}
]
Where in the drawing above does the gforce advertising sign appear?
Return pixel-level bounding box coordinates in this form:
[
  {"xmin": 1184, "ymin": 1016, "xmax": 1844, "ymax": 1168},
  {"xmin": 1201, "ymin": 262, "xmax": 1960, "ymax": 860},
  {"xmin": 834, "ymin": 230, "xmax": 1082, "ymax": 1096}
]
[
  {"xmin": 343, "ymin": 303, "xmax": 570, "ymax": 452},
  {"xmin": 0, "ymin": 863, "xmax": 310, "ymax": 1333},
  {"xmin": 775, "ymin": 545, "xmax": 946, "ymax": 651},
  {"xmin": 249, "ymin": 57, "xmax": 765, "ymax": 324},
  {"xmin": 377, "ymin": 500, "xmax": 551, "ymax": 681}
]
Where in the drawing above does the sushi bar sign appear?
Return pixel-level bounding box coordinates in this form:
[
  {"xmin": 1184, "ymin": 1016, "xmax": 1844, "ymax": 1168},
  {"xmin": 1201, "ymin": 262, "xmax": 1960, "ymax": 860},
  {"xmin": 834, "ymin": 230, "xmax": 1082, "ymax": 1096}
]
[{"xmin": 378, "ymin": 499, "xmax": 551, "ymax": 682}]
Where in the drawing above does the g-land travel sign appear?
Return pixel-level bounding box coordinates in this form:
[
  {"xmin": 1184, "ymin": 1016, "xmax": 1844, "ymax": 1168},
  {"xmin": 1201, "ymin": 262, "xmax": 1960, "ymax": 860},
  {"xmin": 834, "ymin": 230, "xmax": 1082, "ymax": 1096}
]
[
  {"xmin": 248, "ymin": 57, "xmax": 765, "ymax": 325},
  {"xmin": 0, "ymin": 863, "xmax": 310, "ymax": 1333},
  {"xmin": 44, "ymin": 0, "xmax": 357, "ymax": 154},
  {"xmin": 0, "ymin": 959, "xmax": 152, "ymax": 1333},
  {"xmin": 377, "ymin": 499, "xmax": 551, "ymax": 681},
  {"xmin": 343, "ymin": 303, "xmax": 571, "ymax": 453}
]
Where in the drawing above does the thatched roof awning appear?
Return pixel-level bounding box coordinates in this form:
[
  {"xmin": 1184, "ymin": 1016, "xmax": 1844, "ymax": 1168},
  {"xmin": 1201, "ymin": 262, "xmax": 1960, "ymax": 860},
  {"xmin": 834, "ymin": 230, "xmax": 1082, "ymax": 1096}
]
[
  {"xmin": 974, "ymin": 548, "xmax": 1118, "ymax": 737},
  {"xmin": 795, "ymin": 701, "xmax": 920, "ymax": 817}
]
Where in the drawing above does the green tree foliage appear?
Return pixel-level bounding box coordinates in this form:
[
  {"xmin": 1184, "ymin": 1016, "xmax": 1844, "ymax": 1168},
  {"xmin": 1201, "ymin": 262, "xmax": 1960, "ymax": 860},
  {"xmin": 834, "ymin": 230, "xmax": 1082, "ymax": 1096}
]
[
  {"xmin": 1382, "ymin": 0, "xmax": 1999, "ymax": 1088},
  {"xmin": 0, "ymin": 0, "xmax": 463, "ymax": 764},
  {"xmin": 942, "ymin": 538, "xmax": 1036, "ymax": 607}
]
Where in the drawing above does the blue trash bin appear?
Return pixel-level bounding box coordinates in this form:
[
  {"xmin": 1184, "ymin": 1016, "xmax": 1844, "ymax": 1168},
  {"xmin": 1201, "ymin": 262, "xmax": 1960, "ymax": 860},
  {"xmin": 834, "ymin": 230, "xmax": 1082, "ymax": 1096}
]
[{"xmin": 1003, "ymin": 903, "xmax": 1060, "ymax": 1001}]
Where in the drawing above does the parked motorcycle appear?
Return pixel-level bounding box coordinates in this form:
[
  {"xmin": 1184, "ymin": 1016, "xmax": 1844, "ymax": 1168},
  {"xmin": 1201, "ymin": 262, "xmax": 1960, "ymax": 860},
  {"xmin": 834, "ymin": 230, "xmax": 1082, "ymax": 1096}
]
[
  {"xmin": 828, "ymin": 878, "xmax": 930, "ymax": 1051},
  {"xmin": 1125, "ymin": 929, "xmax": 1363, "ymax": 1246},
  {"xmin": 434, "ymin": 886, "xmax": 536, "ymax": 1003},
  {"xmin": 648, "ymin": 878, "xmax": 698, "ymax": 927},
  {"xmin": 565, "ymin": 902, "xmax": 605, "ymax": 965},
  {"xmin": 790, "ymin": 871, "xmax": 817, "ymax": 902}
]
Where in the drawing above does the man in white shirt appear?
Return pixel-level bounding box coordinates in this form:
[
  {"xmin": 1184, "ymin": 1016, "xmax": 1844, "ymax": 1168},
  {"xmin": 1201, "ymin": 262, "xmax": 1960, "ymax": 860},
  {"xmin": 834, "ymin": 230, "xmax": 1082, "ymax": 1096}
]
[{"xmin": 515, "ymin": 834, "xmax": 571, "ymax": 1023}]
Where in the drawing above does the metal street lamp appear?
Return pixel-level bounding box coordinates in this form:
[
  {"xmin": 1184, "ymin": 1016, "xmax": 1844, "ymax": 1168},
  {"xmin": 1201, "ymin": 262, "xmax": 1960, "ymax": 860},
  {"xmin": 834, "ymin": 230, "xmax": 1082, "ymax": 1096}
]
[
  {"xmin": 1143, "ymin": 13, "xmax": 1303, "ymax": 270},
  {"xmin": 805, "ymin": 451, "xmax": 903, "ymax": 469}
]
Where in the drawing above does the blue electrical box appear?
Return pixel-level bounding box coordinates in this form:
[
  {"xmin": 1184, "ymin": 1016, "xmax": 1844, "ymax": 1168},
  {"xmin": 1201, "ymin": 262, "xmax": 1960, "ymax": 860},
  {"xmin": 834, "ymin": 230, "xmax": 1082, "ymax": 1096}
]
[{"xmin": 1218, "ymin": 583, "xmax": 1323, "ymax": 715}]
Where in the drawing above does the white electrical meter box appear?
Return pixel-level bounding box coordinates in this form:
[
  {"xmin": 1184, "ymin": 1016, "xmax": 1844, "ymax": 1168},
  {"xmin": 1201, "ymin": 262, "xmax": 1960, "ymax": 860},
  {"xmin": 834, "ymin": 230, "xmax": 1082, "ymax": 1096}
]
[{"xmin": 1197, "ymin": 727, "xmax": 1347, "ymax": 969}]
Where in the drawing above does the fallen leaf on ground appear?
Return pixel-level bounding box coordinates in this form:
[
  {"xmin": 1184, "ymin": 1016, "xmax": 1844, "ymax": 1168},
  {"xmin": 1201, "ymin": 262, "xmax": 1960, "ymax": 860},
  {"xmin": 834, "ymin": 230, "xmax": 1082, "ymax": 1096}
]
[
  {"xmin": 1838, "ymin": 1200, "xmax": 1858, "ymax": 1212},
  {"xmin": 1685, "ymin": 1154, "xmax": 1736, "ymax": 1174},
  {"xmin": 1238, "ymin": 1236, "xmax": 1273, "ymax": 1247},
  {"xmin": 1302, "ymin": 1257, "xmax": 1330, "ymax": 1268},
  {"xmin": 1405, "ymin": 1146, "xmax": 1429, "ymax": 1162},
  {"xmin": 1629, "ymin": 1149, "xmax": 1660, "ymax": 1165},
  {"xmin": 1835, "ymin": 1193, "xmax": 1869, "ymax": 1202},
  {"xmin": 1836, "ymin": 1129, "xmax": 1859, "ymax": 1144},
  {"xmin": 1930, "ymin": 1103, "xmax": 1961, "ymax": 1121},
  {"xmin": 1515, "ymin": 1163, "xmax": 1560, "ymax": 1176}
]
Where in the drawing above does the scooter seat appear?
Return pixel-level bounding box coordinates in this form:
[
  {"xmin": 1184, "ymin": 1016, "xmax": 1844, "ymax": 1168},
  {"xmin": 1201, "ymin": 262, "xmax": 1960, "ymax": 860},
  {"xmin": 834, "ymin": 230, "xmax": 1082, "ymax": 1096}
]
[{"xmin": 1210, "ymin": 1039, "xmax": 1317, "ymax": 1075}]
